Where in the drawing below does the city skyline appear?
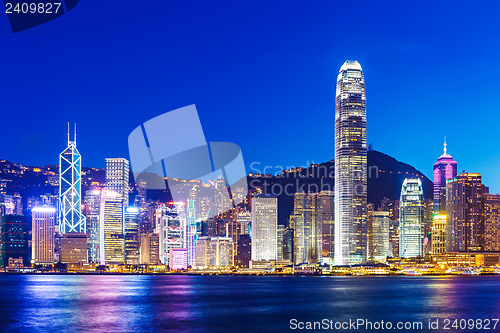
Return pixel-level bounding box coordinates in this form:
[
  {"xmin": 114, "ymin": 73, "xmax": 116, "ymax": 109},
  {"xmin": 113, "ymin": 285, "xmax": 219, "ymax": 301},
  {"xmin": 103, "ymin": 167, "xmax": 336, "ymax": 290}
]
[{"xmin": 2, "ymin": 2, "xmax": 500, "ymax": 194}]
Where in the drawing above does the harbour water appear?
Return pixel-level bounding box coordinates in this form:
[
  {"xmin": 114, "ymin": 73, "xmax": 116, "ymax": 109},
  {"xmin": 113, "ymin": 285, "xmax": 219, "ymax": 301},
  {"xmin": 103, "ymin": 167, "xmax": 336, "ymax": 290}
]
[{"xmin": 1, "ymin": 275, "xmax": 499, "ymax": 332}]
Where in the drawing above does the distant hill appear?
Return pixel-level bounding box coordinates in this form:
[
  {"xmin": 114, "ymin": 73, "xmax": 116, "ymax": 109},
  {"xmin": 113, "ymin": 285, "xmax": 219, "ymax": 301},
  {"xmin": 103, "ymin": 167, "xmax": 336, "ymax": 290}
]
[{"xmin": 248, "ymin": 150, "xmax": 433, "ymax": 226}]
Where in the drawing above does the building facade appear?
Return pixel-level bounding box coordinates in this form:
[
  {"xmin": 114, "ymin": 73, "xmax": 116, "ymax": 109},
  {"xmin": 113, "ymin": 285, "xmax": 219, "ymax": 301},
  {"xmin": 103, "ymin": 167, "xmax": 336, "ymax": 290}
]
[
  {"xmin": 482, "ymin": 193, "xmax": 500, "ymax": 251},
  {"xmin": 83, "ymin": 189, "xmax": 101, "ymax": 263},
  {"xmin": 318, "ymin": 191, "xmax": 334, "ymax": 259},
  {"xmin": 124, "ymin": 207, "xmax": 140, "ymax": 265},
  {"xmin": 399, "ymin": 178, "xmax": 425, "ymax": 258},
  {"xmin": 446, "ymin": 173, "xmax": 483, "ymax": 252},
  {"xmin": 292, "ymin": 192, "xmax": 320, "ymax": 264},
  {"xmin": 0, "ymin": 215, "xmax": 30, "ymax": 267},
  {"xmin": 431, "ymin": 214, "xmax": 447, "ymax": 255},
  {"xmin": 32, "ymin": 207, "xmax": 56, "ymax": 264},
  {"xmin": 105, "ymin": 158, "xmax": 130, "ymax": 204},
  {"xmin": 251, "ymin": 195, "xmax": 278, "ymax": 261},
  {"xmin": 102, "ymin": 190, "xmax": 125, "ymax": 264},
  {"xmin": 433, "ymin": 140, "xmax": 458, "ymax": 213},
  {"xmin": 59, "ymin": 124, "xmax": 86, "ymax": 234},
  {"xmin": 368, "ymin": 211, "xmax": 390, "ymax": 261},
  {"xmin": 334, "ymin": 60, "xmax": 367, "ymax": 265}
]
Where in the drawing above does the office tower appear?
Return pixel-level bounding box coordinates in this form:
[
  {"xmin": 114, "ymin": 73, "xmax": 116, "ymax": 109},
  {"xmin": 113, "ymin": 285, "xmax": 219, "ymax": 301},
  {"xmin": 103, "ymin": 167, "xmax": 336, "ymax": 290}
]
[
  {"xmin": 60, "ymin": 233, "xmax": 88, "ymax": 265},
  {"xmin": 59, "ymin": 124, "xmax": 86, "ymax": 233},
  {"xmin": 225, "ymin": 220, "xmax": 241, "ymax": 243},
  {"xmin": 236, "ymin": 211, "xmax": 251, "ymax": 235},
  {"xmin": 235, "ymin": 234, "xmax": 251, "ymax": 268},
  {"xmin": 186, "ymin": 189, "xmax": 198, "ymax": 267},
  {"xmin": 277, "ymin": 224, "xmax": 285, "ymax": 260},
  {"xmin": 32, "ymin": 207, "xmax": 56, "ymax": 264},
  {"xmin": 195, "ymin": 237, "xmax": 211, "ymax": 267},
  {"xmin": 423, "ymin": 198, "xmax": 434, "ymax": 254},
  {"xmin": 318, "ymin": 190, "xmax": 334, "ymax": 258},
  {"xmin": 158, "ymin": 203, "xmax": 185, "ymax": 266},
  {"xmin": 214, "ymin": 178, "xmax": 232, "ymax": 216},
  {"xmin": 399, "ymin": 178, "xmax": 425, "ymax": 258},
  {"xmin": 202, "ymin": 217, "xmax": 217, "ymax": 237},
  {"xmin": 169, "ymin": 248, "xmax": 188, "ymax": 270},
  {"xmin": 13, "ymin": 193, "xmax": 22, "ymax": 215},
  {"xmin": 433, "ymin": 139, "xmax": 457, "ymax": 213},
  {"xmin": 292, "ymin": 192, "xmax": 320, "ymax": 264},
  {"xmin": 251, "ymin": 195, "xmax": 278, "ymax": 261},
  {"xmin": 368, "ymin": 211, "xmax": 390, "ymax": 261},
  {"xmin": 83, "ymin": 189, "xmax": 101, "ymax": 263},
  {"xmin": 195, "ymin": 236, "xmax": 233, "ymax": 267},
  {"xmin": 0, "ymin": 215, "xmax": 30, "ymax": 267},
  {"xmin": 389, "ymin": 218, "xmax": 400, "ymax": 257},
  {"xmin": 446, "ymin": 173, "xmax": 483, "ymax": 252},
  {"xmin": 283, "ymin": 225, "xmax": 294, "ymax": 262},
  {"xmin": 0, "ymin": 195, "xmax": 15, "ymax": 215},
  {"xmin": 124, "ymin": 207, "xmax": 140, "ymax": 265},
  {"xmin": 334, "ymin": 60, "xmax": 367, "ymax": 265},
  {"xmin": 380, "ymin": 197, "xmax": 399, "ymax": 220},
  {"xmin": 105, "ymin": 158, "xmax": 130, "ymax": 205},
  {"xmin": 431, "ymin": 214, "xmax": 447, "ymax": 255},
  {"xmin": 102, "ymin": 190, "xmax": 125, "ymax": 264},
  {"xmin": 140, "ymin": 232, "xmax": 160, "ymax": 264},
  {"xmin": 482, "ymin": 193, "xmax": 500, "ymax": 251}
]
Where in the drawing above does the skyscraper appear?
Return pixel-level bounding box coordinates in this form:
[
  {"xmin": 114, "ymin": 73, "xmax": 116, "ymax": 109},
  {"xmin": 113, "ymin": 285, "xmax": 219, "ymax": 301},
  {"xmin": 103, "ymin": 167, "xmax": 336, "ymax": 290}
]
[
  {"xmin": 334, "ymin": 60, "xmax": 367, "ymax": 265},
  {"xmin": 158, "ymin": 203, "xmax": 185, "ymax": 266},
  {"xmin": 59, "ymin": 124, "xmax": 86, "ymax": 234},
  {"xmin": 0, "ymin": 215, "xmax": 30, "ymax": 267},
  {"xmin": 399, "ymin": 178, "xmax": 425, "ymax": 258},
  {"xmin": 433, "ymin": 139, "xmax": 457, "ymax": 213},
  {"xmin": 277, "ymin": 224, "xmax": 285, "ymax": 261},
  {"xmin": 446, "ymin": 173, "xmax": 483, "ymax": 252},
  {"xmin": 431, "ymin": 214, "xmax": 447, "ymax": 255},
  {"xmin": 83, "ymin": 189, "xmax": 101, "ymax": 263},
  {"xmin": 251, "ymin": 194, "xmax": 278, "ymax": 261},
  {"xmin": 292, "ymin": 192, "xmax": 320, "ymax": 264},
  {"xmin": 186, "ymin": 188, "xmax": 198, "ymax": 267},
  {"xmin": 102, "ymin": 190, "xmax": 125, "ymax": 264},
  {"xmin": 482, "ymin": 193, "xmax": 500, "ymax": 251},
  {"xmin": 105, "ymin": 158, "xmax": 130, "ymax": 205},
  {"xmin": 318, "ymin": 190, "xmax": 334, "ymax": 258},
  {"xmin": 32, "ymin": 207, "xmax": 56, "ymax": 264},
  {"xmin": 124, "ymin": 207, "xmax": 140, "ymax": 265},
  {"xmin": 368, "ymin": 211, "xmax": 390, "ymax": 261}
]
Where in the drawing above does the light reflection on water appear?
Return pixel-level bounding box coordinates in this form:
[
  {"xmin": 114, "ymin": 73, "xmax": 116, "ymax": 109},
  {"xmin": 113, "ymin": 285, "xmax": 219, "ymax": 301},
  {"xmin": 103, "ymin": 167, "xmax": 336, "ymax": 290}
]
[{"xmin": 0, "ymin": 275, "xmax": 499, "ymax": 332}]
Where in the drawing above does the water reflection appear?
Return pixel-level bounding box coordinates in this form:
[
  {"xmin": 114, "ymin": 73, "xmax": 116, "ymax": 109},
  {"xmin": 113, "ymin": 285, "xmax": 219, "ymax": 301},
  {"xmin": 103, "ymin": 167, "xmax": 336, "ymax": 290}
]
[{"xmin": 0, "ymin": 275, "xmax": 500, "ymax": 332}]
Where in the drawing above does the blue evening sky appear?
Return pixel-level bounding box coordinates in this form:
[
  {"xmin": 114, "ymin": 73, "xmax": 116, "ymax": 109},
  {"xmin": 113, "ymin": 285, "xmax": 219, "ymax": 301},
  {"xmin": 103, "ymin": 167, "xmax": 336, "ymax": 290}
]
[{"xmin": 1, "ymin": 1, "xmax": 500, "ymax": 192}]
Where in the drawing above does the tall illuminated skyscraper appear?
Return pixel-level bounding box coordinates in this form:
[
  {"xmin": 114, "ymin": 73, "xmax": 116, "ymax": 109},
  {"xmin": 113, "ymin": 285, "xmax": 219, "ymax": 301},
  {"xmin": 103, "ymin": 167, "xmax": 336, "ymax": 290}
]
[
  {"xmin": 292, "ymin": 192, "xmax": 320, "ymax": 264},
  {"xmin": 334, "ymin": 60, "xmax": 367, "ymax": 265},
  {"xmin": 32, "ymin": 207, "xmax": 56, "ymax": 264},
  {"xmin": 318, "ymin": 191, "xmax": 334, "ymax": 258},
  {"xmin": 186, "ymin": 188, "xmax": 198, "ymax": 267},
  {"xmin": 482, "ymin": 193, "xmax": 500, "ymax": 251},
  {"xmin": 399, "ymin": 178, "xmax": 425, "ymax": 258},
  {"xmin": 368, "ymin": 211, "xmax": 390, "ymax": 261},
  {"xmin": 158, "ymin": 203, "xmax": 185, "ymax": 266},
  {"xmin": 124, "ymin": 206, "xmax": 140, "ymax": 265},
  {"xmin": 446, "ymin": 173, "xmax": 483, "ymax": 252},
  {"xmin": 83, "ymin": 189, "xmax": 101, "ymax": 263},
  {"xmin": 59, "ymin": 124, "xmax": 86, "ymax": 233},
  {"xmin": 102, "ymin": 190, "xmax": 124, "ymax": 264},
  {"xmin": 105, "ymin": 158, "xmax": 130, "ymax": 205},
  {"xmin": 431, "ymin": 214, "xmax": 447, "ymax": 255},
  {"xmin": 251, "ymin": 194, "xmax": 278, "ymax": 261},
  {"xmin": 433, "ymin": 139, "xmax": 457, "ymax": 213}
]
